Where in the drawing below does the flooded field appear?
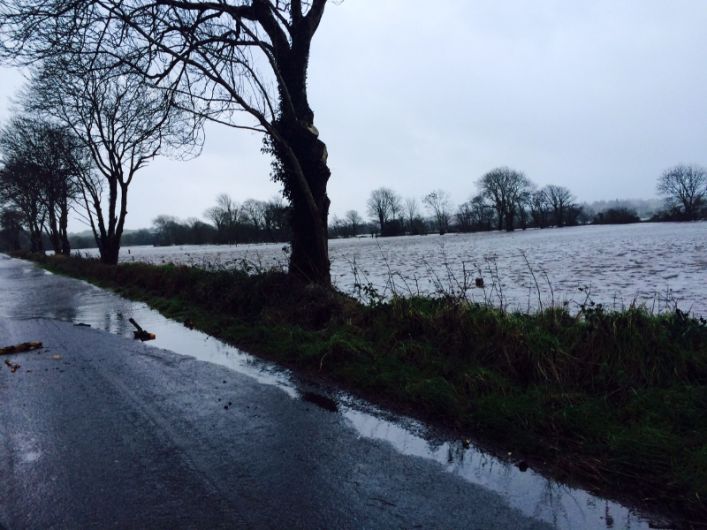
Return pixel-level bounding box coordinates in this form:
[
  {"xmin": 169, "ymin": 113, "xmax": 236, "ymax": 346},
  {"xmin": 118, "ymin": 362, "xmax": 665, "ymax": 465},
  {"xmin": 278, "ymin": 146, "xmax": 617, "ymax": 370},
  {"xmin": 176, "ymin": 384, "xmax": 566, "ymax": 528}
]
[{"xmin": 84, "ymin": 221, "xmax": 706, "ymax": 316}]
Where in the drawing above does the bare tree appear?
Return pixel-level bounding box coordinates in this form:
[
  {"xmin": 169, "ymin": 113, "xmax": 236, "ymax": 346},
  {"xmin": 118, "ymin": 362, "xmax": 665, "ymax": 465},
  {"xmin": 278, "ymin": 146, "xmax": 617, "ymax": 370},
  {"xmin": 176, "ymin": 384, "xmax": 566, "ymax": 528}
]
[
  {"xmin": 367, "ymin": 187, "xmax": 402, "ymax": 235},
  {"xmin": 263, "ymin": 196, "xmax": 291, "ymax": 242},
  {"xmin": 657, "ymin": 164, "xmax": 707, "ymax": 220},
  {"xmin": 21, "ymin": 59, "xmax": 200, "ymax": 263},
  {"xmin": 0, "ymin": 115, "xmax": 82, "ymax": 253},
  {"xmin": 0, "ymin": 157, "xmax": 45, "ymax": 252},
  {"xmin": 543, "ymin": 185, "xmax": 576, "ymax": 227},
  {"xmin": 423, "ymin": 190, "xmax": 452, "ymax": 235},
  {"xmin": 204, "ymin": 193, "xmax": 240, "ymax": 244},
  {"xmin": 456, "ymin": 195, "xmax": 494, "ymax": 232},
  {"xmin": 0, "ymin": 206, "xmax": 23, "ymax": 251},
  {"xmin": 478, "ymin": 167, "xmax": 533, "ymax": 231},
  {"xmin": 529, "ymin": 189, "xmax": 550, "ymax": 228},
  {"xmin": 344, "ymin": 209, "xmax": 363, "ymax": 237},
  {"xmin": 1, "ymin": 0, "xmax": 336, "ymax": 283},
  {"xmin": 241, "ymin": 199, "xmax": 267, "ymax": 231}
]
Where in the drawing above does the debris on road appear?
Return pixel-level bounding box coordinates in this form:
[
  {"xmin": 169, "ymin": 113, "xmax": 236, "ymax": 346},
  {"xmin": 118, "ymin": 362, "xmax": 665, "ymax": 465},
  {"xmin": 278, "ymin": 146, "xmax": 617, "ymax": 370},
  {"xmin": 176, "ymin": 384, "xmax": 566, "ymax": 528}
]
[
  {"xmin": 0, "ymin": 341, "xmax": 43, "ymax": 355},
  {"xmin": 4, "ymin": 359, "xmax": 20, "ymax": 373},
  {"xmin": 51, "ymin": 354, "xmax": 63, "ymax": 361},
  {"xmin": 128, "ymin": 318, "xmax": 156, "ymax": 341},
  {"xmin": 301, "ymin": 391, "xmax": 338, "ymax": 412}
]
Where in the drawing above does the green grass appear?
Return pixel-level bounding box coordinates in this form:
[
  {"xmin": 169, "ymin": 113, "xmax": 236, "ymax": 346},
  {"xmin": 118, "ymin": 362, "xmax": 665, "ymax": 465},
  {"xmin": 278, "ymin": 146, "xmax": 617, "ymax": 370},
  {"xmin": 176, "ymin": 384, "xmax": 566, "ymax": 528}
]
[{"xmin": 17, "ymin": 252, "xmax": 707, "ymax": 525}]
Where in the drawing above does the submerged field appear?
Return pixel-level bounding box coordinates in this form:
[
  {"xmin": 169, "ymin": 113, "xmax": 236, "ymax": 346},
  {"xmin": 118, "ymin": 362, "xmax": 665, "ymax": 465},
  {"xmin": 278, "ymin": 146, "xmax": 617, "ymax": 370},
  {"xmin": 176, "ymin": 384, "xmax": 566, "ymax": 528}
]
[
  {"xmin": 78, "ymin": 221, "xmax": 707, "ymax": 317},
  {"xmin": 19, "ymin": 251, "xmax": 707, "ymax": 526}
]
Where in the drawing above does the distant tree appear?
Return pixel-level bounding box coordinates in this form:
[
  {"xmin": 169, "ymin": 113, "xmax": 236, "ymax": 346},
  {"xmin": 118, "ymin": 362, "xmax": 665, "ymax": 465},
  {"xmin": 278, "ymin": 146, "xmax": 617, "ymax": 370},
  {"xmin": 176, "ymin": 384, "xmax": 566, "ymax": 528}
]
[
  {"xmin": 263, "ymin": 197, "xmax": 291, "ymax": 242},
  {"xmin": 0, "ymin": 207, "xmax": 24, "ymax": 251},
  {"xmin": 543, "ymin": 185, "xmax": 576, "ymax": 227},
  {"xmin": 456, "ymin": 195, "xmax": 494, "ymax": 232},
  {"xmin": 455, "ymin": 201, "xmax": 474, "ymax": 232},
  {"xmin": 188, "ymin": 219, "xmax": 217, "ymax": 245},
  {"xmin": 478, "ymin": 167, "xmax": 533, "ymax": 231},
  {"xmin": 514, "ymin": 187, "xmax": 532, "ymax": 230},
  {"xmin": 403, "ymin": 197, "xmax": 425, "ymax": 235},
  {"xmin": 0, "ymin": 158, "xmax": 45, "ymax": 252},
  {"xmin": 328, "ymin": 215, "xmax": 346, "ymax": 238},
  {"xmin": 657, "ymin": 164, "xmax": 707, "ymax": 220},
  {"xmin": 205, "ymin": 194, "xmax": 240, "ymax": 244},
  {"xmin": 576, "ymin": 204, "xmax": 595, "ymax": 225},
  {"xmin": 241, "ymin": 199, "xmax": 267, "ymax": 232},
  {"xmin": 367, "ymin": 188, "xmax": 402, "ymax": 236},
  {"xmin": 593, "ymin": 207, "xmax": 640, "ymax": 225},
  {"xmin": 529, "ymin": 189, "xmax": 551, "ymax": 228},
  {"xmin": 344, "ymin": 210, "xmax": 363, "ymax": 237},
  {"xmin": 152, "ymin": 215, "xmax": 180, "ymax": 246},
  {"xmin": 423, "ymin": 190, "xmax": 452, "ymax": 234}
]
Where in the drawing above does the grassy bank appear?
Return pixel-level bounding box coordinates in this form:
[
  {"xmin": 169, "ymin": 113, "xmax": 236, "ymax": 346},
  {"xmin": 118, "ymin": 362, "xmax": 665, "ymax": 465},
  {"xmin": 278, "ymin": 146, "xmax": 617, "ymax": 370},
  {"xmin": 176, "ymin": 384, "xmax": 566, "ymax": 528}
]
[{"xmin": 16, "ymin": 252, "xmax": 707, "ymax": 525}]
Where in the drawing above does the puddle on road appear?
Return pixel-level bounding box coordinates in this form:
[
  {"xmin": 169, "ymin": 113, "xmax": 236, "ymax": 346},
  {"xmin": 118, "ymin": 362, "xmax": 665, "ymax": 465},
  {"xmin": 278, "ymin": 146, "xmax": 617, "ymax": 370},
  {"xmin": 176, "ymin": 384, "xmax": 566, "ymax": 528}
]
[{"xmin": 0, "ymin": 256, "xmax": 670, "ymax": 529}]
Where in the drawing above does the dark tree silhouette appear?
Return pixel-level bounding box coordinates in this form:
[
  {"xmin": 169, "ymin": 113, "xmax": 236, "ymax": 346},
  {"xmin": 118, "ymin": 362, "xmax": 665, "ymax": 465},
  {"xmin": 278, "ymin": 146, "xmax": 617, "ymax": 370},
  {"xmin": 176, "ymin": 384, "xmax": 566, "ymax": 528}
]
[
  {"xmin": 23, "ymin": 60, "xmax": 199, "ymax": 263},
  {"xmin": 529, "ymin": 189, "xmax": 551, "ymax": 228},
  {"xmin": 0, "ymin": 115, "xmax": 82, "ymax": 254},
  {"xmin": 0, "ymin": 158, "xmax": 45, "ymax": 252},
  {"xmin": 367, "ymin": 187, "xmax": 402, "ymax": 235},
  {"xmin": 0, "ymin": 207, "xmax": 24, "ymax": 251},
  {"xmin": 1, "ymin": 0, "xmax": 335, "ymax": 282},
  {"xmin": 344, "ymin": 209, "xmax": 363, "ymax": 237},
  {"xmin": 423, "ymin": 190, "xmax": 452, "ymax": 235},
  {"xmin": 205, "ymin": 194, "xmax": 241, "ymax": 244},
  {"xmin": 543, "ymin": 185, "xmax": 576, "ymax": 227},
  {"xmin": 657, "ymin": 164, "xmax": 706, "ymax": 220},
  {"xmin": 478, "ymin": 167, "xmax": 532, "ymax": 231}
]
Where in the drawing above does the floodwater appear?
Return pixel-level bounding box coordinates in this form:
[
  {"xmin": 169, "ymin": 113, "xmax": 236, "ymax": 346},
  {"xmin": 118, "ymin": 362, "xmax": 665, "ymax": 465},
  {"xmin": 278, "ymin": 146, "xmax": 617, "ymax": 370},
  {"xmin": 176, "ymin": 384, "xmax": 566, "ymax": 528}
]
[
  {"xmin": 81, "ymin": 221, "xmax": 707, "ymax": 316},
  {"xmin": 0, "ymin": 254, "xmax": 672, "ymax": 529}
]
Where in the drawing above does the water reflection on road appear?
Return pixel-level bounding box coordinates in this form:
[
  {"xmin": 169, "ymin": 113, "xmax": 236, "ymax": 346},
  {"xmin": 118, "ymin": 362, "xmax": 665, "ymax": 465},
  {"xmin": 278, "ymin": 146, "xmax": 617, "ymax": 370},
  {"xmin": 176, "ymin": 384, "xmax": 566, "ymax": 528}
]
[{"xmin": 0, "ymin": 255, "xmax": 668, "ymax": 529}]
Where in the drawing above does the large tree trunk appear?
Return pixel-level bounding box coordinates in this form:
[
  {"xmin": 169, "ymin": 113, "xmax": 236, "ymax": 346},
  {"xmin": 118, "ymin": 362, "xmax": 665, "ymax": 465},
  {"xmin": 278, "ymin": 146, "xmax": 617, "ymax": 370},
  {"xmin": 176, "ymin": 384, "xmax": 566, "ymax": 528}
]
[
  {"xmin": 99, "ymin": 235, "xmax": 120, "ymax": 264},
  {"xmin": 46, "ymin": 203, "xmax": 62, "ymax": 254},
  {"xmin": 278, "ymin": 122, "xmax": 331, "ymax": 284},
  {"xmin": 29, "ymin": 225, "xmax": 44, "ymax": 253},
  {"xmin": 273, "ymin": 23, "xmax": 332, "ymax": 285},
  {"xmin": 59, "ymin": 205, "xmax": 71, "ymax": 255}
]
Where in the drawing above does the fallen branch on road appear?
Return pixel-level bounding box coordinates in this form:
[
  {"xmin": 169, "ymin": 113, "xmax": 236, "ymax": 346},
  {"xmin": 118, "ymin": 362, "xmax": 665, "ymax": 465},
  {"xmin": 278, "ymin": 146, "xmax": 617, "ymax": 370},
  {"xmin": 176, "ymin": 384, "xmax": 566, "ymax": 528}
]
[{"xmin": 0, "ymin": 341, "xmax": 43, "ymax": 355}]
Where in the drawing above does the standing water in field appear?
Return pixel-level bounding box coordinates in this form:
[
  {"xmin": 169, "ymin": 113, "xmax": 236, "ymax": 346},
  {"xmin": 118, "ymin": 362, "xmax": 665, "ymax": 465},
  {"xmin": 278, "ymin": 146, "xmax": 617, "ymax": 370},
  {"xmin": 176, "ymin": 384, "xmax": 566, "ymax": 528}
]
[{"xmin": 81, "ymin": 221, "xmax": 707, "ymax": 316}]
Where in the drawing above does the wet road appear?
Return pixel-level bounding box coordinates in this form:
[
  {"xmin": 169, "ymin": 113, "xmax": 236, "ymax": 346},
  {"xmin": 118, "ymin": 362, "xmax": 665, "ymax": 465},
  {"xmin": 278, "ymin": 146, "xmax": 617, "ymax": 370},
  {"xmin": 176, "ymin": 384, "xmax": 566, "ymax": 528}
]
[{"xmin": 0, "ymin": 255, "xmax": 657, "ymax": 529}]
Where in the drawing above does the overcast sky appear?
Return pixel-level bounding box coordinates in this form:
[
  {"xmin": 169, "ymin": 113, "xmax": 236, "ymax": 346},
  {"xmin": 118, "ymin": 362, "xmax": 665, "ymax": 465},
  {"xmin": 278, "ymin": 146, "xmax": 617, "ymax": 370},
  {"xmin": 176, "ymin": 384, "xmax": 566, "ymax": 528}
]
[{"xmin": 1, "ymin": 0, "xmax": 706, "ymax": 231}]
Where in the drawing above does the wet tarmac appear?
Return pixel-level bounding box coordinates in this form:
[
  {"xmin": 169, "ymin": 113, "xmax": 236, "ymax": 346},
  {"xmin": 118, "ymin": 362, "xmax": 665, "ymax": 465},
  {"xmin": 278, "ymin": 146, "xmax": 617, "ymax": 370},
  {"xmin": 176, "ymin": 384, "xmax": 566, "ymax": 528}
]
[{"xmin": 0, "ymin": 254, "xmax": 668, "ymax": 528}]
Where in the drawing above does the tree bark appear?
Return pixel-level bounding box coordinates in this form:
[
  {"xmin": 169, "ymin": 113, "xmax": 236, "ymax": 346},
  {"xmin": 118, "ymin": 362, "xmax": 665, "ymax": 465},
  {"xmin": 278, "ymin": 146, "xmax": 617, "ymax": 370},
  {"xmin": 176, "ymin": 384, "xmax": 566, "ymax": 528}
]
[
  {"xmin": 276, "ymin": 120, "xmax": 331, "ymax": 284},
  {"xmin": 270, "ymin": 16, "xmax": 332, "ymax": 285},
  {"xmin": 99, "ymin": 235, "xmax": 121, "ymax": 264}
]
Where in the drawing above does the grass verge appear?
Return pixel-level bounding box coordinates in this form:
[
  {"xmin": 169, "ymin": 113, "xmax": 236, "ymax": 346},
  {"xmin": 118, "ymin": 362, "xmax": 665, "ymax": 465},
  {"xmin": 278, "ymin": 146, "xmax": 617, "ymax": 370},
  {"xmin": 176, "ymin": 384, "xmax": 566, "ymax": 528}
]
[{"xmin": 16, "ymin": 252, "xmax": 707, "ymax": 526}]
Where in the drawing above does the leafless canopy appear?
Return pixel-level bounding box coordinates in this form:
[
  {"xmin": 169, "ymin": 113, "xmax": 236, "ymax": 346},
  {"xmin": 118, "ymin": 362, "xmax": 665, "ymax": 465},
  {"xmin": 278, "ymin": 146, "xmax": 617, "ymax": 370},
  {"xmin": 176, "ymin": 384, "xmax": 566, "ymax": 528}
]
[
  {"xmin": 423, "ymin": 190, "xmax": 452, "ymax": 234},
  {"xmin": 657, "ymin": 164, "xmax": 706, "ymax": 220},
  {"xmin": 2, "ymin": 0, "xmax": 338, "ymax": 282},
  {"xmin": 1, "ymin": 0, "xmax": 328, "ymax": 196},
  {"xmin": 478, "ymin": 167, "xmax": 533, "ymax": 231},
  {"xmin": 367, "ymin": 187, "xmax": 402, "ymax": 234}
]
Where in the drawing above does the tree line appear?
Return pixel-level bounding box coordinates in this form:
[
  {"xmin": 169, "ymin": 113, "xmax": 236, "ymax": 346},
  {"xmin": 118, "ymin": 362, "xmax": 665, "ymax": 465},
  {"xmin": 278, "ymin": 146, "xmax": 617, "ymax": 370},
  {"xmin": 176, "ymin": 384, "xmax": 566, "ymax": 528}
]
[
  {"xmin": 2, "ymin": 159, "xmax": 705, "ymax": 253},
  {"xmin": 328, "ymin": 164, "xmax": 706, "ymax": 239}
]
